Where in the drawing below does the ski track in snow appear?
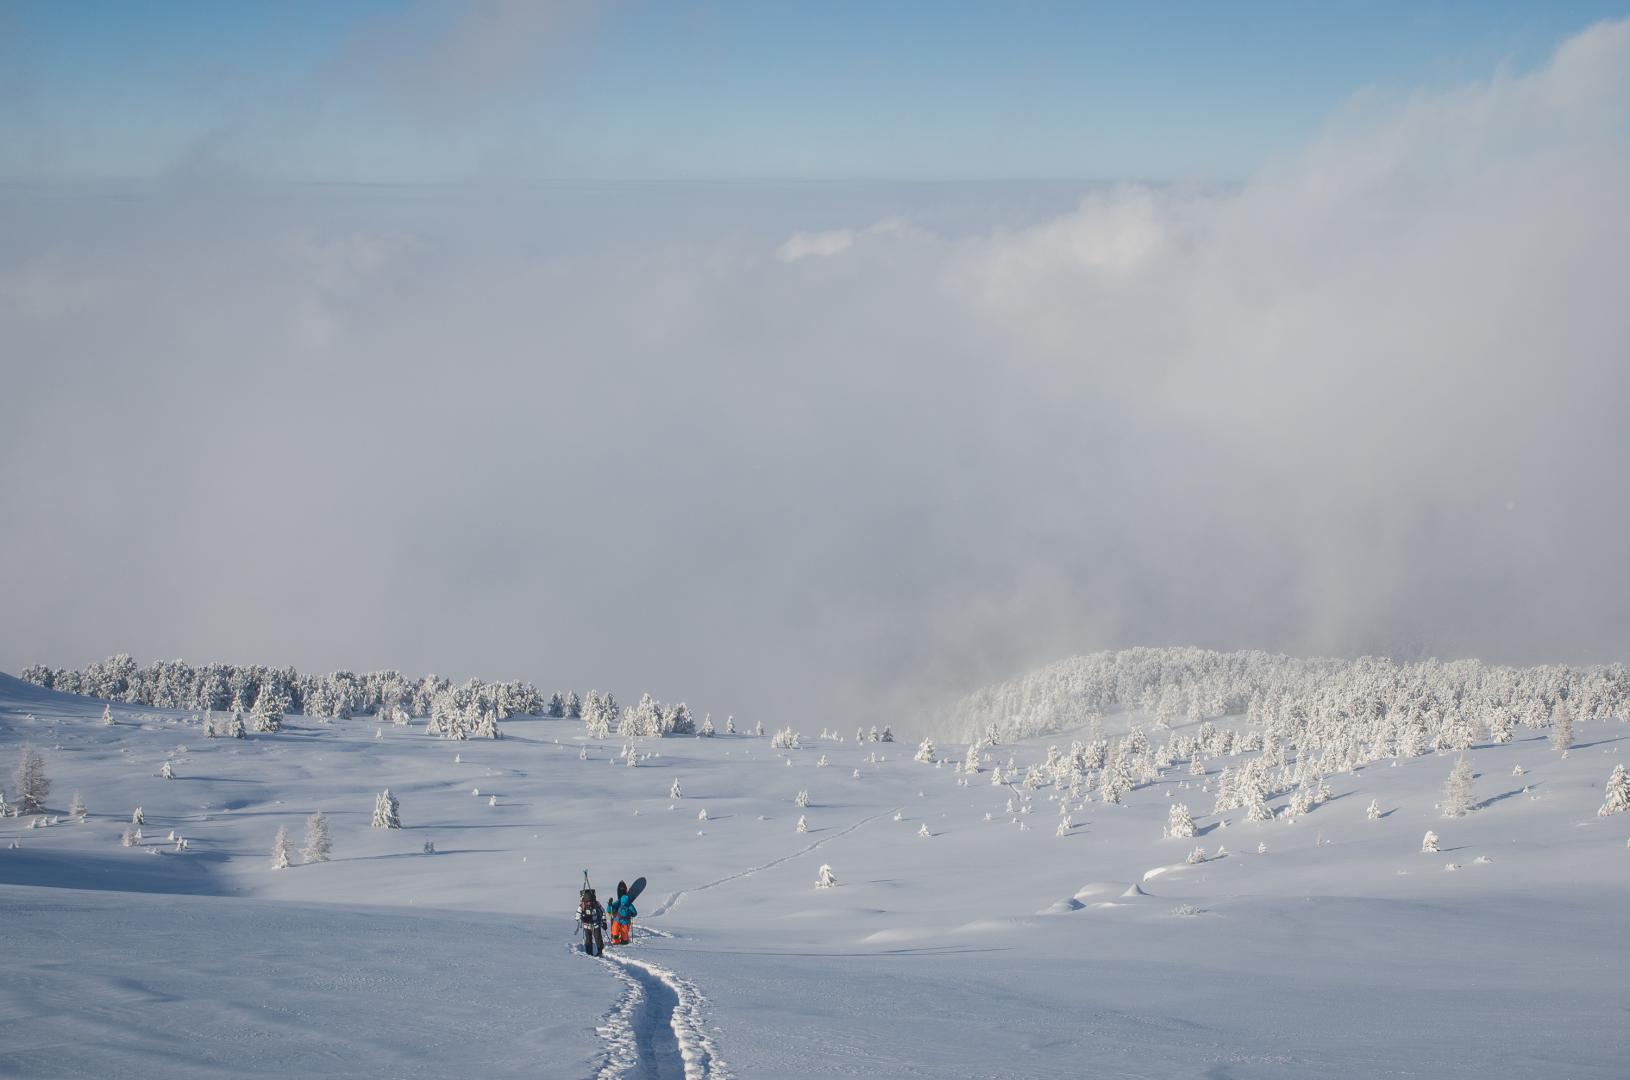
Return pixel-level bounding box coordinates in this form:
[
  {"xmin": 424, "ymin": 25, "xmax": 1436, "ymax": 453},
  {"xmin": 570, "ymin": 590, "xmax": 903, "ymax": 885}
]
[
  {"xmin": 594, "ymin": 951, "xmax": 727, "ymax": 1080},
  {"xmin": 648, "ymin": 805, "xmax": 900, "ymax": 918}
]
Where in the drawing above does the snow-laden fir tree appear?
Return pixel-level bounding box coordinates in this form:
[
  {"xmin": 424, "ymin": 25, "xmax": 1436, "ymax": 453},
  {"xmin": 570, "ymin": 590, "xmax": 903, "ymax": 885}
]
[
  {"xmin": 250, "ymin": 688, "xmax": 283, "ymax": 733},
  {"xmin": 1422, "ymin": 830, "xmax": 1440, "ymax": 853},
  {"xmin": 1166, "ymin": 802, "xmax": 1196, "ymax": 839},
  {"xmin": 121, "ymin": 827, "xmax": 137, "ymax": 847},
  {"xmin": 795, "ymin": 789, "xmax": 811, "ymax": 808},
  {"xmin": 12, "ymin": 745, "xmax": 49, "ymax": 815},
  {"xmin": 1550, "ymin": 699, "xmax": 1573, "ymax": 756},
  {"xmin": 160, "ymin": 759, "xmax": 174, "ymax": 780},
  {"xmin": 227, "ymin": 708, "xmax": 247, "ymax": 739},
  {"xmin": 796, "ymin": 814, "xmax": 807, "ymax": 833},
  {"xmin": 1187, "ymin": 846, "xmax": 1207, "ymax": 864},
  {"xmin": 302, "ymin": 811, "xmax": 331, "ymax": 863},
  {"xmin": 754, "ymin": 720, "xmax": 764, "ymax": 737},
  {"xmin": 917, "ymin": 823, "xmax": 931, "ymax": 838},
  {"xmin": 102, "ymin": 704, "xmax": 114, "ymax": 726},
  {"xmin": 1366, "ymin": 799, "xmax": 1381, "ymax": 821},
  {"xmin": 371, "ymin": 789, "xmax": 401, "ymax": 829},
  {"xmin": 271, "ymin": 826, "xmax": 291, "ymax": 869},
  {"xmin": 69, "ymin": 791, "xmax": 85, "ymax": 820},
  {"xmin": 696, "ymin": 807, "xmax": 708, "ymax": 821},
  {"xmin": 725, "ymin": 715, "xmax": 736, "ymax": 735},
  {"xmin": 815, "ymin": 864, "xmax": 836, "ymax": 888},
  {"xmin": 963, "ymin": 744, "xmax": 981, "ymax": 775},
  {"xmin": 1442, "ymin": 756, "xmax": 1476, "ymax": 817},
  {"xmin": 816, "ymin": 754, "xmax": 829, "ymax": 768},
  {"xmin": 699, "ymin": 714, "xmax": 715, "ymax": 737},
  {"xmin": 1056, "ymin": 815, "xmax": 1072, "ymax": 837},
  {"xmin": 670, "ymin": 777, "xmax": 683, "ymax": 800},
  {"xmin": 914, "ymin": 738, "xmax": 936, "ymax": 764},
  {"xmin": 1599, "ymin": 764, "xmax": 1630, "ymax": 817},
  {"xmin": 1489, "ymin": 709, "xmax": 1514, "ymax": 745},
  {"xmin": 131, "ymin": 806, "xmax": 144, "ymax": 826},
  {"xmin": 879, "ymin": 726, "xmax": 894, "ymax": 743}
]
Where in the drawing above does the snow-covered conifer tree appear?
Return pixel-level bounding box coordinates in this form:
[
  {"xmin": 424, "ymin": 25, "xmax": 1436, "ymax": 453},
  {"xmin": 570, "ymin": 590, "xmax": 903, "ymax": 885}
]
[
  {"xmin": 271, "ymin": 826, "xmax": 291, "ymax": 869},
  {"xmin": 1056, "ymin": 815, "xmax": 1072, "ymax": 837},
  {"xmin": 1187, "ymin": 846, "xmax": 1207, "ymax": 864},
  {"xmin": 1550, "ymin": 699, "xmax": 1573, "ymax": 756},
  {"xmin": 121, "ymin": 827, "xmax": 137, "ymax": 847},
  {"xmin": 371, "ymin": 789, "xmax": 401, "ymax": 829},
  {"xmin": 914, "ymin": 738, "xmax": 936, "ymax": 764},
  {"xmin": 1166, "ymin": 802, "xmax": 1196, "ymax": 839},
  {"xmin": 670, "ymin": 778, "xmax": 683, "ymax": 800},
  {"xmin": 1366, "ymin": 799, "xmax": 1381, "ymax": 821},
  {"xmin": 102, "ymin": 704, "xmax": 114, "ymax": 726},
  {"xmin": 302, "ymin": 811, "xmax": 331, "ymax": 863},
  {"xmin": 1599, "ymin": 764, "xmax": 1630, "ymax": 817},
  {"xmin": 725, "ymin": 715, "xmax": 736, "ymax": 735},
  {"xmin": 12, "ymin": 745, "xmax": 49, "ymax": 815},
  {"xmin": 796, "ymin": 814, "xmax": 807, "ymax": 833},
  {"xmin": 1442, "ymin": 756, "xmax": 1476, "ymax": 817},
  {"xmin": 816, "ymin": 864, "xmax": 836, "ymax": 888},
  {"xmin": 795, "ymin": 789, "xmax": 811, "ymax": 807},
  {"xmin": 963, "ymin": 744, "xmax": 981, "ymax": 775},
  {"xmin": 1421, "ymin": 830, "xmax": 1440, "ymax": 853},
  {"xmin": 250, "ymin": 689, "xmax": 283, "ymax": 734},
  {"xmin": 227, "ymin": 709, "xmax": 247, "ymax": 739},
  {"xmin": 699, "ymin": 714, "xmax": 715, "ymax": 737},
  {"xmin": 69, "ymin": 791, "xmax": 86, "ymax": 821},
  {"xmin": 917, "ymin": 823, "xmax": 931, "ymax": 838},
  {"xmin": 879, "ymin": 726, "xmax": 894, "ymax": 743},
  {"xmin": 816, "ymin": 754, "xmax": 829, "ymax": 768},
  {"xmin": 1489, "ymin": 709, "xmax": 1514, "ymax": 745},
  {"xmin": 160, "ymin": 759, "xmax": 174, "ymax": 780}
]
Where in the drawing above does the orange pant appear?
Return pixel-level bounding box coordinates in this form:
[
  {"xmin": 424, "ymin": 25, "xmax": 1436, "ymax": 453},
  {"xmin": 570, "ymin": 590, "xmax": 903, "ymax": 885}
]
[{"xmin": 610, "ymin": 920, "xmax": 630, "ymax": 945}]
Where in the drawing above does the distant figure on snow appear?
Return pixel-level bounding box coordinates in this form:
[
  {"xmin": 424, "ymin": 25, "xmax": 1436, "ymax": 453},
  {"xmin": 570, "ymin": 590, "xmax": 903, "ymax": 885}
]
[
  {"xmin": 607, "ymin": 880, "xmax": 638, "ymax": 946},
  {"xmin": 578, "ymin": 884, "xmax": 606, "ymax": 956}
]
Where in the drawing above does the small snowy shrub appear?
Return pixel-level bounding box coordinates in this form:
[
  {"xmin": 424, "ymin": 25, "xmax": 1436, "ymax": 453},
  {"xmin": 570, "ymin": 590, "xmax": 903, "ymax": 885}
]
[
  {"xmin": 815, "ymin": 864, "xmax": 836, "ymax": 888},
  {"xmin": 423, "ymin": 840, "xmax": 436, "ymax": 855},
  {"xmin": 816, "ymin": 754, "xmax": 829, "ymax": 768},
  {"xmin": 120, "ymin": 827, "xmax": 137, "ymax": 847},
  {"xmin": 1186, "ymin": 846, "xmax": 1207, "ymax": 864},
  {"xmin": 1172, "ymin": 904, "xmax": 1202, "ymax": 918},
  {"xmin": 697, "ymin": 808, "xmax": 708, "ymax": 821}
]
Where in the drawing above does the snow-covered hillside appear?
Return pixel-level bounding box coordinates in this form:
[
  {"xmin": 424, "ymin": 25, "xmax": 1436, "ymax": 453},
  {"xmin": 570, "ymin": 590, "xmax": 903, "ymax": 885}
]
[{"xmin": 2, "ymin": 670, "xmax": 1626, "ymax": 1078}]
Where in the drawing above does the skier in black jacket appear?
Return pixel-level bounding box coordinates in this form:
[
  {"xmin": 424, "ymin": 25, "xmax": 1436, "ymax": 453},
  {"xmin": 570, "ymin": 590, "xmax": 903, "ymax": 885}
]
[{"xmin": 578, "ymin": 887, "xmax": 606, "ymax": 956}]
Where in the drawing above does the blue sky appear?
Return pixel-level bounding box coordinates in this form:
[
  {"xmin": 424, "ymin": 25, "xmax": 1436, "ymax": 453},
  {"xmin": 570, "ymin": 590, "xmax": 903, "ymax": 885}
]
[{"xmin": 3, "ymin": 1, "xmax": 1626, "ymax": 181}]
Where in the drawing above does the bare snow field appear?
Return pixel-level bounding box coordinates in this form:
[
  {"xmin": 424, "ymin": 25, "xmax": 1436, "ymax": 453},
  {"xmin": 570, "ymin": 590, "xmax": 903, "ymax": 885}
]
[{"xmin": 2, "ymin": 671, "xmax": 1627, "ymax": 1079}]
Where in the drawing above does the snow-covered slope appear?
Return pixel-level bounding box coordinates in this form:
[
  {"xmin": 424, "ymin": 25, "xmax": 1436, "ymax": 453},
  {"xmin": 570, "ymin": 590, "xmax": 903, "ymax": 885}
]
[{"xmin": 2, "ymin": 672, "xmax": 1626, "ymax": 1078}]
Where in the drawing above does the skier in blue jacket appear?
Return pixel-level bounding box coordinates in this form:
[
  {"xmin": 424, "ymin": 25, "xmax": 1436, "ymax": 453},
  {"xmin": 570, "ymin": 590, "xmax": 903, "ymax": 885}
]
[{"xmin": 607, "ymin": 880, "xmax": 637, "ymax": 946}]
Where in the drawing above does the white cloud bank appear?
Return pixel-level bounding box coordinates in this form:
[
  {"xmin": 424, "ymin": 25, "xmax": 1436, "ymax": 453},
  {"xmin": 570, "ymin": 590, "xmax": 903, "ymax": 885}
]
[{"xmin": 3, "ymin": 20, "xmax": 1629, "ymax": 730}]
